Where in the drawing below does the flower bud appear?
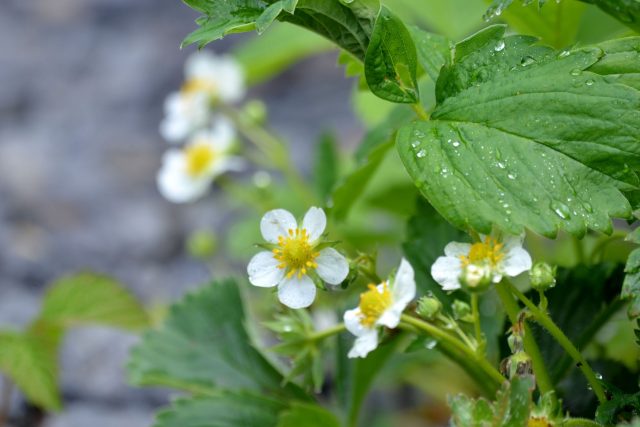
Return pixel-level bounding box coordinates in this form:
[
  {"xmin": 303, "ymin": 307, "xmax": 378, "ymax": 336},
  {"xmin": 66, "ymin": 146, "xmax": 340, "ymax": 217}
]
[
  {"xmin": 186, "ymin": 230, "xmax": 217, "ymax": 259},
  {"xmin": 243, "ymin": 99, "xmax": 267, "ymax": 124},
  {"xmin": 459, "ymin": 263, "xmax": 492, "ymax": 292},
  {"xmin": 416, "ymin": 296, "xmax": 442, "ymax": 320},
  {"xmin": 452, "ymin": 300, "xmax": 472, "ymax": 322},
  {"xmin": 530, "ymin": 262, "xmax": 557, "ymax": 291}
]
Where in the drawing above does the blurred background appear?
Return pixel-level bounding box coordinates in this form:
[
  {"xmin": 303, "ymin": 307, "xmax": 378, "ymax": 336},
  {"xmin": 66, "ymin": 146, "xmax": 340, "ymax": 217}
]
[
  {"xmin": 0, "ymin": 0, "xmax": 635, "ymax": 425},
  {"xmin": 0, "ymin": 0, "xmax": 361, "ymax": 425}
]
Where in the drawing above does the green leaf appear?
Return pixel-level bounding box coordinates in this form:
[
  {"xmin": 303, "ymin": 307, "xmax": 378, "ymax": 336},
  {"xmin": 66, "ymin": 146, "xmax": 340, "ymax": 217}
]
[
  {"xmin": 233, "ymin": 25, "xmax": 332, "ymax": 86},
  {"xmin": 0, "ymin": 331, "xmax": 60, "ymax": 410},
  {"xmin": 448, "ymin": 376, "xmax": 534, "ymax": 427},
  {"xmin": 183, "ymin": 0, "xmax": 380, "ymax": 61},
  {"xmin": 331, "ymin": 140, "xmax": 394, "ymax": 220},
  {"xmin": 182, "ymin": 1, "xmax": 266, "ymax": 48},
  {"xmin": 276, "ymin": 402, "xmax": 341, "ymax": 427},
  {"xmin": 128, "ymin": 279, "xmax": 305, "ymax": 400},
  {"xmin": 408, "ymin": 26, "xmax": 453, "ymax": 82},
  {"xmin": 280, "ymin": 0, "xmax": 380, "ymax": 59},
  {"xmin": 624, "ymin": 227, "xmax": 640, "ymax": 319},
  {"xmin": 154, "ymin": 393, "xmax": 285, "ymax": 427},
  {"xmin": 313, "ymin": 132, "xmax": 339, "ymax": 204},
  {"xmin": 579, "ymin": 0, "xmax": 640, "ymax": 33},
  {"xmin": 364, "ymin": 7, "xmax": 419, "ymax": 103},
  {"xmin": 397, "ymin": 25, "xmax": 640, "ymax": 237},
  {"xmin": 596, "ymin": 389, "xmax": 640, "ymax": 425},
  {"xmin": 38, "ymin": 272, "xmax": 149, "ymax": 331},
  {"xmin": 588, "ymin": 37, "xmax": 640, "ymax": 91}
]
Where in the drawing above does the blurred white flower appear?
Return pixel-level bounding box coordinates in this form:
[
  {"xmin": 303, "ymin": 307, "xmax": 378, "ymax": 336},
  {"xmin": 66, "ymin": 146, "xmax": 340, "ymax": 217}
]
[
  {"xmin": 157, "ymin": 119, "xmax": 243, "ymax": 203},
  {"xmin": 247, "ymin": 207, "xmax": 349, "ymax": 309},
  {"xmin": 160, "ymin": 51, "xmax": 245, "ymax": 143},
  {"xmin": 344, "ymin": 258, "xmax": 416, "ymax": 358},
  {"xmin": 431, "ymin": 234, "xmax": 532, "ymax": 291}
]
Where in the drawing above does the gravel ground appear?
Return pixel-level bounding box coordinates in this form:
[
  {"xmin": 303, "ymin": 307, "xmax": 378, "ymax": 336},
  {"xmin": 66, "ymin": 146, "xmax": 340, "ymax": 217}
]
[{"xmin": 0, "ymin": 0, "xmax": 361, "ymax": 425}]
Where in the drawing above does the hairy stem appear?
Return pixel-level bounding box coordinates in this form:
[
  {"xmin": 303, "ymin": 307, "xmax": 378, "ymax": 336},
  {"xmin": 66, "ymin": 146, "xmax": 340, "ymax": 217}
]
[
  {"xmin": 504, "ymin": 280, "xmax": 607, "ymax": 403},
  {"xmin": 495, "ymin": 281, "xmax": 555, "ymax": 396},
  {"xmin": 471, "ymin": 293, "xmax": 484, "ymax": 354}
]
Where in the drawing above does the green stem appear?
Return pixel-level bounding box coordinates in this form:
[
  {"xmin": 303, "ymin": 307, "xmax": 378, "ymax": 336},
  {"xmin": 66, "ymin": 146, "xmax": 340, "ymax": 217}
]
[
  {"xmin": 400, "ymin": 314, "xmax": 504, "ymax": 389},
  {"xmin": 504, "ymin": 281, "xmax": 607, "ymax": 403},
  {"xmin": 436, "ymin": 314, "xmax": 476, "ymax": 349},
  {"xmin": 495, "ymin": 282, "xmax": 555, "ymax": 396},
  {"xmin": 412, "ymin": 103, "xmax": 429, "ymax": 120},
  {"xmin": 471, "ymin": 293, "xmax": 483, "ymax": 354},
  {"xmin": 309, "ymin": 323, "xmax": 346, "ymax": 342},
  {"xmin": 572, "ymin": 235, "xmax": 586, "ymax": 265}
]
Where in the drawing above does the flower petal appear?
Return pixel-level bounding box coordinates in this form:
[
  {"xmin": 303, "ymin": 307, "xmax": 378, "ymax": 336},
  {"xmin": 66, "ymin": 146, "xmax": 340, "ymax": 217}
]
[
  {"xmin": 444, "ymin": 241, "xmax": 472, "ymax": 257},
  {"xmin": 377, "ymin": 305, "xmax": 403, "ymax": 329},
  {"xmin": 302, "ymin": 207, "xmax": 326, "ymax": 242},
  {"xmin": 501, "ymin": 247, "xmax": 532, "ymax": 277},
  {"xmin": 316, "ymin": 248, "xmax": 349, "ymax": 285},
  {"xmin": 260, "ymin": 209, "xmax": 297, "ymax": 243},
  {"xmin": 431, "ymin": 256, "xmax": 463, "ymax": 291},
  {"xmin": 348, "ymin": 330, "xmax": 379, "ymax": 358},
  {"xmin": 277, "ymin": 275, "xmax": 316, "ymax": 309},
  {"xmin": 344, "ymin": 308, "xmax": 366, "ymax": 337},
  {"xmin": 391, "ymin": 258, "xmax": 416, "ymax": 306},
  {"xmin": 247, "ymin": 251, "xmax": 283, "ymax": 288},
  {"xmin": 156, "ymin": 150, "xmax": 210, "ymax": 203},
  {"xmin": 209, "ymin": 117, "xmax": 236, "ymax": 151}
]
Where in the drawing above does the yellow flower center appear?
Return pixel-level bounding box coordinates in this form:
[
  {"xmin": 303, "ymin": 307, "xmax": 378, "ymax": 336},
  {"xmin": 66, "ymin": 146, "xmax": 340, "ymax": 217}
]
[
  {"xmin": 273, "ymin": 228, "xmax": 319, "ymax": 279},
  {"xmin": 528, "ymin": 417, "xmax": 553, "ymax": 427},
  {"xmin": 185, "ymin": 143, "xmax": 217, "ymax": 178},
  {"xmin": 358, "ymin": 282, "xmax": 392, "ymax": 327},
  {"xmin": 460, "ymin": 236, "xmax": 504, "ymax": 268},
  {"xmin": 181, "ymin": 78, "xmax": 218, "ymax": 97}
]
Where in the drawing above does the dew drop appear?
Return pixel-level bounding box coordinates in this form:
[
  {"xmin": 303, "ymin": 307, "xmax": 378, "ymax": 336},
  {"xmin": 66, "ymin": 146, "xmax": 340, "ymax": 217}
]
[
  {"xmin": 550, "ymin": 200, "xmax": 571, "ymax": 220},
  {"xmin": 520, "ymin": 56, "xmax": 536, "ymax": 67},
  {"xmin": 411, "ymin": 140, "xmax": 420, "ymax": 149},
  {"xmin": 558, "ymin": 50, "xmax": 571, "ymax": 58},
  {"xmin": 494, "ymin": 40, "xmax": 506, "ymax": 52},
  {"xmin": 425, "ymin": 338, "xmax": 438, "ymax": 350},
  {"xmin": 582, "ymin": 201, "xmax": 593, "ymax": 213},
  {"xmin": 570, "ymin": 68, "xmax": 582, "ymax": 76},
  {"xmin": 507, "ymin": 173, "xmax": 516, "ymax": 180},
  {"xmin": 452, "ymin": 140, "xmax": 461, "ymax": 148},
  {"xmin": 497, "ymin": 162, "xmax": 506, "ymax": 169},
  {"xmin": 586, "ymin": 79, "xmax": 594, "ymax": 86},
  {"xmin": 416, "ymin": 149, "xmax": 426, "ymax": 158}
]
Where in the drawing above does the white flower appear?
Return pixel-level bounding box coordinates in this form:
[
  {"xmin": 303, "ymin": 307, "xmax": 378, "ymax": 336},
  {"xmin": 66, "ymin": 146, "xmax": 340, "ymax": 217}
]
[
  {"xmin": 247, "ymin": 207, "xmax": 349, "ymax": 309},
  {"xmin": 431, "ymin": 234, "xmax": 532, "ymax": 291},
  {"xmin": 157, "ymin": 119, "xmax": 243, "ymax": 203},
  {"xmin": 344, "ymin": 259, "xmax": 416, "ymax": 358},
  {"xmin": 160, "ymin": 51, "xmax": 245, "ymax": 143}
]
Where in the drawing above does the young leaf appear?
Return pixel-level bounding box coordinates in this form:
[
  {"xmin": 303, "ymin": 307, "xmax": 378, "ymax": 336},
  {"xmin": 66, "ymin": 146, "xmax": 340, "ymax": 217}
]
[
  {"xmin": 37, "ymin": 272, "xmax": 149, "ymax": 331},
  {"xmin": 128, "ymin": 279, "xmax": 306, "ymax": 400},
  {"xmin": 364, "ymin": 7, "xmax": 419, "ymax": 103},
  {"xmin": 0, "ymin": 331, "xmax": 60, "ymax": 411},
  {"xmin": 154, "ymin": 393, "xmax": 286, "ymax": 427},
  {"xmin": 397, "ymin": 25, "xmax": 640, "ymax": 237}
]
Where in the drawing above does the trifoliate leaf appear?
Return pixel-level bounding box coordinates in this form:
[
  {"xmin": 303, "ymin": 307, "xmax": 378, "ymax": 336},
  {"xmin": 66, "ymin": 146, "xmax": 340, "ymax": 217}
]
[
  {"xmin": 128, "ymin": 279, "xmax": 306, "ymax": 400},
  {"xmin": 37, "ymin": 272, "xmax": 149, "ymax": 331},
  {"xmin": 397, "ymin": 25, "xmax": 640, "ymax": 237}
]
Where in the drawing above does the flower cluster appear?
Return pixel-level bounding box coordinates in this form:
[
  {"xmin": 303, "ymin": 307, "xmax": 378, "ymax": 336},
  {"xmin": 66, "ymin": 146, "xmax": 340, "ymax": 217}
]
[
  {"xmin": 248, "ymin": 208, "xmax": 534, "ymax": 359},
  {"xmin": 157, "ymin": 51, "xmax": 246, "ymax": 203}
]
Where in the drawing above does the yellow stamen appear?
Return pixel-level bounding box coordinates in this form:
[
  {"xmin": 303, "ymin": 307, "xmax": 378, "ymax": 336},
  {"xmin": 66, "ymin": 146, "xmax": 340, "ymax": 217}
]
[
  {"xmin": 358, "ymin": 282, "xmax": 392, "ymax": 327},
  {"xmin": 181, "ymin": 78, "xmax": 218, "ymax": 97},
  {"xmin": 185, "ymin": 143, "xmax": 216, "ymax": 178},
  {"xmin": 460, "ymin": 236, "xmax": 504, "ymax": 268},
  {"xmin": 272, "ymin": 228, "xmax": 319, "ymax": 279},
  {"xmin": 528, "ymin": 417, "xmax": 552, "ymax": 427}
]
